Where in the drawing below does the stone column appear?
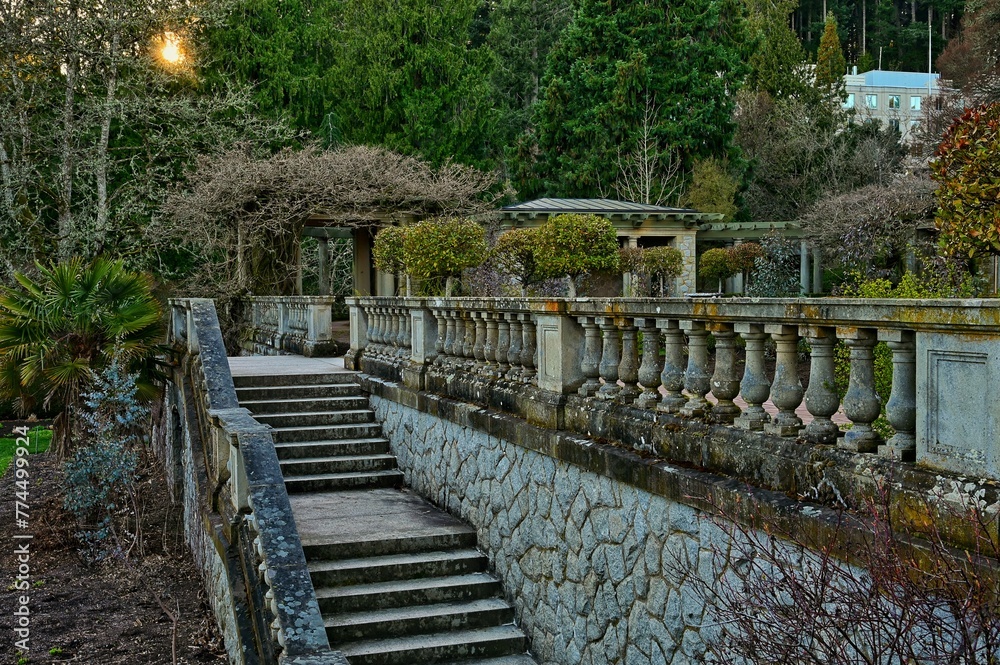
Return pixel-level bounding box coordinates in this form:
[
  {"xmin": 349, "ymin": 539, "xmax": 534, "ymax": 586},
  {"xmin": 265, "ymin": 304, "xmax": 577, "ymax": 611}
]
[
  {"xmin": 396, "ymin": 307, "xmax": 410, "ymax": 358},
  {"xmin": 765, "ymin": 325, "xmax": 804, "ymax": 436},
  {"xmin": 657, "ymin": 319, "xmax": 687, "ymax": 413},
  {"xmin": 596, "ymin": 317, "xmax": 621, "ymax": 400},
  {"xmin": 443, "ymin": 311, "xmax": 457, "ymax": 364},
  {"xmin": 484, "ymin": 313, "xmax": 499, "ymax": 377},
  {"xmin": 473, "ymin": 313, "xmax": 487, "ymax": 368},
  {"xmin": 838, "ymin": 327, "xmax": 882, "ymax": 453},
  {"xmin": 432, "ymin": 310, "xmax": 447, "ymax": 366},
  {"xmin": 801, "ymin": 326, "xmax": 840, "ymax": 444},
  {"xmin": 709, "ymin": 323, "xmax": 741, "ymax": 423},
  {"xmin": 578, "ymin": 317, "xmax": 602, "ymax": 397},
  {"xmin": 812, "ymin": 245, "xmax": 823, "ymax": 294},
  {"xmin": 318, "ymin": 238, "xmax": 330, "ymax": 295},
  {"xmin": 496, "ymin": 314, "xmax": 511, "ymax": 377},
  {"xmin": 734, "ymin": 324, "xmax": 771, "ymax": 430},
  {"xmin": 352, "ymin": 229, "xmax": 372, "ymax": 296},
  {"xmin": 799, "ymin": 239, "xmax": 810, "ymax": 295},
  {"xmin": 462, "ymin": 314, "xmax": 475, "ymax": 364},
  {"xmin": 636, "ymin": 319, "xmax": 663, "ymax": 409},
  {"xmin": 520, "ymin": 315, "xmax": 537, "ymax": 384},
  {"xmin": 880, "ymin": 330, "xmax": 916, "ymax": 461},
  {"xmin": 680, "ymin": 320, "xmax": 711, "ymax": 417},
  {"xmin": 506, "ymin": 314, "xmax": 523, "ymax": 380},
  {"xmin": 618, "ymin": 321, "xmax": 640, "ymax": 402}
]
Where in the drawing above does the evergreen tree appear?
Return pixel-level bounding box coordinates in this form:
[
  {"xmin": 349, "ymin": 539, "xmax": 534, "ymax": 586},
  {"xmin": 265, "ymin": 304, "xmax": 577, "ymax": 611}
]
[
  {"xmin": 746, "ymin": 0, "xmax": 814, "ymax": 101},
  {"xmin": 815, "ymin": 13, "xmax": 847, "ymax": 94},
  {"xmin": 528, "ymin": 0, "xmax": 749, "ymax": 198}
]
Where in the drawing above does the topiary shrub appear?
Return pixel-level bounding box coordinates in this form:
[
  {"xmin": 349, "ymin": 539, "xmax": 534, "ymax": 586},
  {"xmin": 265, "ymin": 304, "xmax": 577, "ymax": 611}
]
[
  {"xmin": 699, "ymin": 247, "xmax": 735, "ymax": 292},
  {"xmin": 642, "ymin": 246, "xmax": 684, "ymax": 296},
  {"xmin": 402, "ymin": 218, "xmax": 488, "ymax": 296},
  {"xmin": 373, "ymin": 225, "xmax": 410, "ymax": 295},
  {"xmin": 619, "ymin": 247, "xmax": 647, "ymax": 296},
  {"xmin": 746, "ymin": 231, "xmax": 801, "ymax": 297},
  {"xmin": 728, "ymin": 242, "xmax": 765, "ymax": 291},
  {"xmin": 533, "ymin": 214, "xmax": 620, "ymax": 297},
  {"xmin": 493, "ymin": 228, "xmax": 542, "ymax": 296}
]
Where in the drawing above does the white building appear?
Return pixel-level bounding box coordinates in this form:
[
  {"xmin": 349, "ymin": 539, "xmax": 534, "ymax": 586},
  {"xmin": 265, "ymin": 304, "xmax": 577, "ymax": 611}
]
[{"xmin": 843, "ymin": 69, "xmax": 942, "ymax": 142}]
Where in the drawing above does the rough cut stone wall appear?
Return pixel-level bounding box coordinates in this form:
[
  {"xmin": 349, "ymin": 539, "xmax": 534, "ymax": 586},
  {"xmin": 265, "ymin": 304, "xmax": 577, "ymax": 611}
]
[
  {"xmin": 372, "ymin": 396, "xmax": 731, "ymax": 665},
  {"xmin": 672, "ymin": 231, "xmax": 697, "ymax": 295}
]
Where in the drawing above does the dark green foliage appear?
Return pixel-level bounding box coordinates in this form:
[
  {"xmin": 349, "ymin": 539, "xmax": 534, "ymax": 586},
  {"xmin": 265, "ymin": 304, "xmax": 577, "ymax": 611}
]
[
  {"xmin": 528, "ymin": 0, "xmax": 749, "ymax": 198},
  {"xmin": 493, "ymin": 228, "xmax": 543, "ymax": 294},
  {"xmin": 815, "ymin": 13, "xmax": 847, "ymax": 97},
  {"xmin": 745, "ymin": 0, "xmax": 813, "ymax": 101},
  {"xmin": 746, "ymin": 231, "xmax": 800, "ymax": 296},
  {"xmin": 373, "ymin": 226, "xmax": 408, "ymax": 275},
  {"xmin": 532, "ymin": 214, "xmax": 620, "ymax": 296},
  {"xmin": 699, "ymin": 248, "xmax": 735, "ymax": 291},
  {"xmin": 402, "ymin": 218, "xmax": 489, "ymax": 295},
  {"xmin": 684, "ymin": 159, "xmax": 740, "ymax": 219}
]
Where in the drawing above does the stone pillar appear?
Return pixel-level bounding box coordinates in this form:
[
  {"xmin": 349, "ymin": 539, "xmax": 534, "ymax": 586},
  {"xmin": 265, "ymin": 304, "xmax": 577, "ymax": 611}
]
[
  {"xmin": 473, "ymin": 313, "xmax": 487, "ymax": 368},
  {"xmin": 618, "ymin": 321, "xmax": 640, "ymax": 402},
  {"xmin": 680, "ymin": 320, "xmax": 711, "ymax": 417},
  {"xmin": 674, "ymin": 231, "xmax": 698, "ymax": 295},
  {"xmin": 432, "ymin": 310, "xmax": 446, "ymax": 366},
  {"xmin": 812, "ymin": 245, "xmax": 823, "ymax": 294},
  {"xmin": 801, "ymin": 326, "xmax": 840, "ymax": 444},
  {"xmin": 799, "ymin": 239, "xmax": 810, "ymax": 295},
  {"xmin": 462, "ymin": 314, "xmax": 475, "ymax": 363},
  {"xmin": 596, "ymin": 317, "xmax": 621, "ymax": 399},
  {"xmin": 506, "ymin": 314, "xmax": 523, "ymax": 380},
  {"xmin": 880, "ymin": 330, "xmax": 916, "ymax": 461},
  {"xmin": 484, "ymin": 313, "xmax": 499, "ymax": 377},
  {"xmin": 838, "ymin": 327, "xmax": 882, "ymax": 452},
  {"xmin": 734, "ymin": 324, "xmax": 770, "ymax": 430},
  {"xmin": 496, "ymin": 315, "xmax": 511, "ymax": 377},
  {"xmin": 709, "ymin": 323, "xmax": 741, "ymax": 423},
  {"xmin": 636, "ymin": 319, "xmax": 663, "ymax": 409},
  {"xmin": 353, "ymin": 229, "xmax": 372, "ymax": 296},
  {"xmin": 318, "ymin": 238, "xmax": 330, "ymax": 295},
  {"xmin": 578, "ymin": 317, "xmax": 602, "ymax": 397},
  {"xmin": 520, "ymin": 315, "xmax": 537, "ymax": 384},
  {"xmin": 657, "ymin": 319, "xmax": 687, "ymax": 413},
  {"xmin": 765, "ymin": 325, "xmax": 804, "ymax": 436},
  {"xmin": 732, "ymin": 239, "xmax": 745, "ymax": 294}
]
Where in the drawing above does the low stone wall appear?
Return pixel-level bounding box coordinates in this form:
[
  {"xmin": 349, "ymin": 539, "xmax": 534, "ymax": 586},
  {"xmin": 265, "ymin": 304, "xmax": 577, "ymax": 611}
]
[{"xmin": 366, "ymin": 380, "xmax": 781, "ymax": 665}]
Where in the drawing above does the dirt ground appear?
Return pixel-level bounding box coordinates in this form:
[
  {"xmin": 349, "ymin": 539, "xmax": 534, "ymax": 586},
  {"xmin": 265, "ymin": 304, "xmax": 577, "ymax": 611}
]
[{"xmin": 0, "ymin": 453, "xmax": 227, "ymax": 664}]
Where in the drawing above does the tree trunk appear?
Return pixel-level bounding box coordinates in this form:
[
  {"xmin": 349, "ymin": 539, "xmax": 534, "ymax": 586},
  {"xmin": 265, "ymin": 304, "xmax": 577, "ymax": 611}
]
[
  {"xmin": 0, "ymin": 141, "xmax": 13, "ymax": 210},
  {"xmin": 57, "ymin": 53, "xmax": 78, "ymax": 259},
  {"xmin": 95, "ymin": 29, "xmax": 120, "ymax": 248}
]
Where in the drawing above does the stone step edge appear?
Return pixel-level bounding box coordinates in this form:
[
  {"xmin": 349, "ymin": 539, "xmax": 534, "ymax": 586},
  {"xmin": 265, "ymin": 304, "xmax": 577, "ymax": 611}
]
[
  {"xmin": 324, "ymin": 597, "xmax": 512, "ymax": 629},
  {"xmin": 284, "ymin": 470, "xmax": 404, "ymax": 483},
  {"xmin": 280, "ymin": 453, "xmax": 397, "ymax": 466},
  {"xmin": 338, "ymin": 624, "xmax": 526, "ymax": 658},
  {"xmin": 308, "ymin": 548, "xmax": 484, "ymax": 574},
  {"xmin": 314, "ymin": 572, "xmax": 500, "ymax": 600}
]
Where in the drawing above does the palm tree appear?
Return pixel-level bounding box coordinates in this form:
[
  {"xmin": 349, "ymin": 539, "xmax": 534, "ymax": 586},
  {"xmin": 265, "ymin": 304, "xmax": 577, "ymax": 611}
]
[{"xmin": 0, "ymin": 257, "xmax": 163, "ymax": 457}]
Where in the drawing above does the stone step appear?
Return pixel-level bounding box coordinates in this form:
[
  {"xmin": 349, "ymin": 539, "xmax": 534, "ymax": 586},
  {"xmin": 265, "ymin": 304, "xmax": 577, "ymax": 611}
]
[
  {"xmin": 284, "ymin": 470, "xmax": 403, "ymax": 494},
  {"xmin": 309, "ymin": 549, "xmax": 486, "ymax": 587},
  {"xmin": 280, "ymin": 454, "xmax": 398, "ymax": 477},
  {"xmin": 270, "ymin": 423, "xmax": 383, "ymax": 443},
  {"xmin": 303, "ymin": 531, "xmax": 478, "ymax": 562},
  {"xmin": 239, "ymin": 395, "xmax": 370, "ymax": 414},
  {"xmin": 337, "ymin": 625, "xmax": 527, "ymax": 665},
  {"xmin": 233, "ymin": 372, "xmax": 359, "ymax": 388},
  {"xmin": 437, "ymin": 656, "xmax": 538, "ymax": 665},
  {"xmin": 274, "ymin": 438, "xmax": 391, "ymax": 460},
  {"xmin": 235, "ymin": 383, "xmax": 363, "ymax": 401},
  {"xmin": 315, "ymin": 573, "xmax": 502, "ymax": 615},
  {"xmin": 325, "ymin": 598, "xmax": 514, "ymax": 644},
  {"xmin": 254, "ymin": 409, "xmax": 375, "ymax": 428}
]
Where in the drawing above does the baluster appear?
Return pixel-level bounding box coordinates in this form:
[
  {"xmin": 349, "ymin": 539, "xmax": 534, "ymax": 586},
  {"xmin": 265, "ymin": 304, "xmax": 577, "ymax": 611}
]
[
  {"xmin": 709, "ymin": 323, "xmax": 741, "ymax": 424},
  {"xmin": 507, "ymin": 314, "xmax": 523, "ymax": 380},
  {"xmin": 618, "ymin": 320, "xmax": 640, "ymax": 402},
  {"xmin": 378, "ymin": 307, "xmax": 390, "ymax": 356},
  {"xmin": 578, "ymin": 316, "xmax": 602, "ymax": 397},
  {"xmin": 389, "ymin": 307, "xmax": 401, "ymax": 355},
  {"xmin": 433, "ymin": 310, "xmax": 446, "ymax": 366},
  {"xmin": 765, "ymin": 325, "xmax": 804, "ymax": 437},
  {"xmin": 520, "ymin": 315, "xmax": 537, "ymax": 384},
  {"xmin": 839, "ymin": 327, "xmax": 882, "ymax": 453},
  {"xmin": 734, "ymin": 324, "xmax": 771, "ymax": 430},
  {"xmin": 496, "ymin": 314, "xmax": 511, "ymax": 377},
  {"xmin": 802, "ymin": 326, "xmax": 840, "ymax": 444},
  {"xmin": 370, "ymin": 307, "xmax": 383, "ymax": 355},
  {"xmin": 880, "ymin": 330, "xmax": 915, "ymax": 461},
  {"xmin": 680, "ymin": 321, "xmax": 711, "ymax": 417},
  {"xmin": 596, "ymin": 317, "xmax": 621, "ymax": 399},
  {"xmin": 657, "ymin": 319, "xmax": 687, "ymax": 413},
  {"xmin": 365, "ymin": 306, "xmax": 376, "ymax": 357},
  {"xmin": 484, "ymin": 313, "xmax": 499, "ymax": 377},
  {"xmin": 398, "ymin": 307, "xmax": 411, "ymax": 358},
  {"xmin": 463, "ymin": 313, "xmax": 476, "ymax": 366},
  {"xmin": 443, "ymin": 310, "xmax": 457, "ymax": 364},
  {"xmin": 474, "ymin": 312, "xmax": 487, "ymax": 371},
  {"xmin": 636, "ymin": 318, "xmax": 663, "ymax": 409}
]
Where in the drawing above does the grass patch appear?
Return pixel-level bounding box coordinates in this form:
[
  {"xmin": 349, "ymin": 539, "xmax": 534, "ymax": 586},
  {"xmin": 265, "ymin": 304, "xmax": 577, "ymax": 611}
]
[{"xmin": 0, "ymin": 426, "xmax": 53, "ymax": 475}]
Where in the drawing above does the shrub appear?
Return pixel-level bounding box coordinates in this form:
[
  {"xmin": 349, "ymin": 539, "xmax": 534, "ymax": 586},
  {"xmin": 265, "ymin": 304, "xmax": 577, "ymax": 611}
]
[
  {"xmin": 63, "ymin": 354, "xmax": 146, "ymax": 561},
  {"xmin": 373, "ymin": 225, "xmax": 410, "ymax": 295},
  {"xmin": 698, "ymin": 248, "xmax": 735, "ymax": 292},
  {"xmin": 402, "ymin": 218, "xmax": 488, "ymax": 296},
  {"xmin": 683, "ymin": 158, "xmax": 739, "ymax": 220},
  {"xmin": 532, "ymin": 214, "xmax": 620, "ymax": 297},
  {"xmin": 642, "ymin": 246, "xmax": 684, "ymax": 296},
  {"xmin": 493, "ymin": 228, "xmax": 542, "ymax": 295},
  {"xmin": 746, "ymin": 231, "xmax": 800, "ymax": 297}
]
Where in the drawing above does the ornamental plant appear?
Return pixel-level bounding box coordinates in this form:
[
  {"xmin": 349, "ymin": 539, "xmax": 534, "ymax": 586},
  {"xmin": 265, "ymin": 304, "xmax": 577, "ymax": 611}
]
[
  {"xmin": 401, "ymin": 218, "xmax": 488, "ymax": 296},
  {"xmin": 698, "ymin": 247, "xmax": 736, "ymax": 292},
  {"xmin": 931, "ymin": 102, "xmax": 1000, "ymax": 259},
  {"xmin": 373, "ymin": 225, "xmax": 410, "ymax": 294},
  {"xmin": 493, "ymin": 228, "xmax": 541, "ymax": 296},
  {"xmin": 642, "ymin": 246, "xmax": 684, "ymax": 296},
  {"xmin": 728, "ymin": 242, "xmax": 765, "ymax": 291},
  {"xmin": 533, "ymin": 214, "xmax": 620, "ymax": 297}
]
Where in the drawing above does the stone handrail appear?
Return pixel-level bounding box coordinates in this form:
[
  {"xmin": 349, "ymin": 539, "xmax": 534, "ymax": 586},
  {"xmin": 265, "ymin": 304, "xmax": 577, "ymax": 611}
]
[
  {"xmin": 243, "ymin": 296, "xmax": 339, "ymax": 357},
  {"xmin": 346, "ymin": 296, "xmax": 1000, "ymax": 480},
  {"xmin": 169, "ymin": 298, "xmax": 345, "ymax": 665}
]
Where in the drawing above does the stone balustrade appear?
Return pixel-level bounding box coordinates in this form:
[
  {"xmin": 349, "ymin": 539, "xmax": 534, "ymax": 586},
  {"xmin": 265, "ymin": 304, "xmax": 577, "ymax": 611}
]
[
  {"xmin": 347, "ymin": 296, "xmax": 1000, "ymax": 479},
  {"xmin": 167, "ymin": 299, "xmax": 344, "ymax": 665},
  {"xmin": 244, "ymin": 295, "xmax": 339, "ymax": 357}
]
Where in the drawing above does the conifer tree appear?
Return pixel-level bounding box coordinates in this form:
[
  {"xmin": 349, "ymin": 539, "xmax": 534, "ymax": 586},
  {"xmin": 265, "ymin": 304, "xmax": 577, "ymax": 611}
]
[
  {"xmin": 746, "ymin": 0, "xmax": 814, "ymax": 101},
  {"xmin": 528, "ymin": 0, "xmax": 749, "ymax": 198},
  {"xmin": 815, "ymin": 13, "xmax": 847, "ymax": 95}
]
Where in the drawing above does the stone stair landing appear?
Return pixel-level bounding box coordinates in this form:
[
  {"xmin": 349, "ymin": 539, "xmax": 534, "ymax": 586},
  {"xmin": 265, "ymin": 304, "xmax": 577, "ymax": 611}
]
[{"xmin": 228, "ymin": 356, "xmax": 536, "ymax": 665}]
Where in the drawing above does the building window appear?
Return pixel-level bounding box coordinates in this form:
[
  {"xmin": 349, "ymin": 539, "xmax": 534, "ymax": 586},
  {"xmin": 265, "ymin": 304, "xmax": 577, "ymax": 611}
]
[
  {"xmin": 888, "ymin": 95, "xmax": 901, "ymax": 109},
  {"xmin": 889, "ymin": 119, "xmax": 900, "ymax": 132},
  {"xmin": 910, "ymin": 96, "xmax": 921, "ymax": 111},
  {"xmin": 866, "ymin": 94, "xmax": 878, "ymax": 108},
  {"xmin": 844, "ymin": 93, "xmax": 855, "ymax": 109}
]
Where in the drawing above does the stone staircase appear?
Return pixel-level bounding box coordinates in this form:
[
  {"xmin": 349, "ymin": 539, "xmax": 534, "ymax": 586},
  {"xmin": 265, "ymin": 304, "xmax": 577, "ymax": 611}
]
[{"xmin": 234, "ymin": 371, "xmax": 536, "ymax": 665}]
